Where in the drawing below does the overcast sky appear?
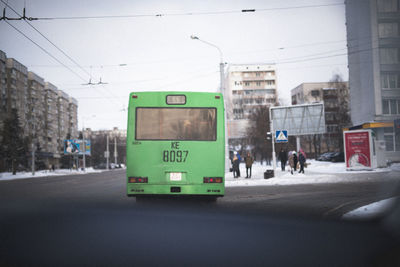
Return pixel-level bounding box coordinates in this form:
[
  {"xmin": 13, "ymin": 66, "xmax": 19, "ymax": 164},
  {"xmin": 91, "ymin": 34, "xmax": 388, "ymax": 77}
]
[{"xmin": 0, "ymin": 0, "xmax": 348, "ymax": 130}]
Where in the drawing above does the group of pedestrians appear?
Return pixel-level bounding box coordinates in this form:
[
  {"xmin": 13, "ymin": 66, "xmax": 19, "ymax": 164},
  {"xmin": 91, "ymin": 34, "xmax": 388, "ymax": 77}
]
[
  {"xmin": 231, "ymin": 152, "xmax": 254, "ymax": 178},
  {"xmin": 279, "ymin": 148, "xmax": 307, "ymax": 174},
  {"xmin": 231, "ymin": 148, "xmax": 307, "ymax": 178}
]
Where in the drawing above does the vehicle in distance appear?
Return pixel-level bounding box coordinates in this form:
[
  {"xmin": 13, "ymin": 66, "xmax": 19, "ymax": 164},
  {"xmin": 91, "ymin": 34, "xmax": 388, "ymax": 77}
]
[{"xmin": 126, "ymin": 91, "xmax": 225, "ymax": 199}]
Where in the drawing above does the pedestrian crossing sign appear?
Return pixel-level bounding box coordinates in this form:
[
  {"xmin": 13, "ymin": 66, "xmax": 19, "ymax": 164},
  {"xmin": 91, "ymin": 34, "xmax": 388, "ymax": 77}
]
[{"xmin": 275, "ymin": 130, "xmax": 288, "ymax": 143}]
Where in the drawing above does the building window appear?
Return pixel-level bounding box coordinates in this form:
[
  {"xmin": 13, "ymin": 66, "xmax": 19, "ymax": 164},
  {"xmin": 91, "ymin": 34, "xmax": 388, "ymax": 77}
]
[
  {"xmin": 378, "ymin": 23, "xmax": 399, "ymax": 38},
  {"xmin": 390, "ymin": 99, "xmax": 398, "ymax": 114},
  {"xmin": 380, "ymin": 48, "xmax": 399, "ymax": 64},
  {"xmin": 244, "ymin": 82, "xmax": 250, "ymax": 86},
  {"xmin": 381, "ymin": 73, "xmax": 400, "ymax": 89},
  {"xmin": 311, "ymin": 90, "xmax": 320, "ymax": 97},
  {"xmin": 384, "ymin": 127, "xmax": 395, "ymax": 151},
  {"xmin": 256, "ymin": 82, "xmax": 261, "ymax": 86},
  {"xmin": 377, "ymin": 0, "xmax": 399, "ymax": 12},
  {"xmin": 266, "ymin": 80, "xmax": 275, "ymax": 86},
  {"xmin": 383, "ymin": 99, "xmax": 400, "ymax": 114}
]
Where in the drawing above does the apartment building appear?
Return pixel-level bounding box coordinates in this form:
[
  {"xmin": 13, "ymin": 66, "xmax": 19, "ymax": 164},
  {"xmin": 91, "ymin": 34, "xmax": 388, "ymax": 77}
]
[
  {"xmin": 345, "ymin": 0, "xmax": 400, "ymax": 162},
  {"xmin": 5, "ymin": 58, "xmax": 28, "ymax": 134},
  {"xmin": 225, "ymin": 63, "xmax": 278, "ymax": 146},
  {"xmin": 0, "ymin": 50, "xmax": 7, "ymax": 141},
  {"xmin": 0, "ymin": 50, "xmax": 79, "ymax": 171},
  {"xmin": 291, "ymin": 82, "xmax": 350, "ymax": 155},
  {"xmin": 68, "ymin": 97, "xmax": 78, "ymax": 139},
  {"xmin": 58, "ymin": 90, "xmax": 71, "ymax": 152},
  {"xmin": 27, "ymin": 71, "xmax": 46, "ymax": 151},
  {"xmin": 44, "ymin": 82, "xmax": 60, "ymax": 164}
]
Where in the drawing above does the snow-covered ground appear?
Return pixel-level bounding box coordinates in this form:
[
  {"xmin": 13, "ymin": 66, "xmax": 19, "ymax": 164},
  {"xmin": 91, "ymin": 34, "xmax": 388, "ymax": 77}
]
[
  {"xmin": 342, "ymin": 197, "xmax": 398, "ymax": 220},
  {"xmin": 225, "ymin": 160, "xmax": 400, "ymax": 187},
  {"xmin": 1, "ymin": 160, "xmax": 399, "ymax": 184},
  {"xmin": 0, "ymin": 167, "xmax": 103, "ymax": 181}
]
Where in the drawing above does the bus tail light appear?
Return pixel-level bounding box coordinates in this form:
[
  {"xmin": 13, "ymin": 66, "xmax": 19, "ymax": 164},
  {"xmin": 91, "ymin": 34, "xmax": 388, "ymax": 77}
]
[
  {"xmin": 128, "ymin": 177, "xmax": 148, "ymax": 183},
  {"xmin": 203, "ymin": 177, "xmax": 223, "ymax": 183}
]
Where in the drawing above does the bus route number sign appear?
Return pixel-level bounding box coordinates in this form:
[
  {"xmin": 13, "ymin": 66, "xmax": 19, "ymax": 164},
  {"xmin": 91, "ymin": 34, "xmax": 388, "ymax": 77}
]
[{"xmin": 162, "ymin": 142, "xmax": 189, "ymax": 163}]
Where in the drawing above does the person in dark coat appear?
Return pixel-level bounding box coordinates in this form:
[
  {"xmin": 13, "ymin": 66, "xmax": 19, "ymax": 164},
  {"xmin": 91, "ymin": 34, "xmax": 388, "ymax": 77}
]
[
  {"xmin": 293, "ymin": 151, "xmax": 298, "ymax": 171},
  {"xmin": 298, "ymin": 148, "xmax": 306, "ymax": 174},
  {"xmin": 244, "ymin": 152, "xmax": 254, "ymax": 178},
  {"xmin": 232, "ymin": 155, "xmax": 240, "ymax": 178},
  {"xmin": 278, "ymin": 148, "xmax": 288, "ymax": 171}
]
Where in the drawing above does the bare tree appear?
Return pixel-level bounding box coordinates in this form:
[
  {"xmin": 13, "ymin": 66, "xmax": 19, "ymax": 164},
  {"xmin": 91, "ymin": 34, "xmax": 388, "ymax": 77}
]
[
  {"xmin": 327, "ymin": 73, "xmax": 351, "ymax": 152},
  {"xmin": 245, "ymin": 106, "xmax": 272, "ymax": 164}
]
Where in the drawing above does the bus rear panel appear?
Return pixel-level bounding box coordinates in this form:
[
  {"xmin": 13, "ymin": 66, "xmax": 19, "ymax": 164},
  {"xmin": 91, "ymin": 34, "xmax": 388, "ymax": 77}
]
[{"xmin": 126, "ymin": 92, "xmax": 225, "ymax": 197}]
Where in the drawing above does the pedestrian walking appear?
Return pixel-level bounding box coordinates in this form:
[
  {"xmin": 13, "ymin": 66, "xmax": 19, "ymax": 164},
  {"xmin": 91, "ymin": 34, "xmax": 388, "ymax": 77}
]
[
  {"xmin": 232, "ymin": 155, "xmax": 240, "ymax": 178},
  {"xmin": 293, "ymin": 151, "xmax": 298, "ymax": 171},
  {"xmin": 298, "ymin": 148, "xmax": 306, "ymax": 174},
  {"xmin": 244, "ymin": 152, "xmax": 254, "ymax": 178},
  {"xmin": 278, "ymin": 148, "xmax": 288, "ymax": 171},
  {"xmin": 288, "ymin": 151, "xmax": 295, "ymax": 174},
  {"xmin": 236, "ymin": 152, "xmax": 241, "ymax": 177}
]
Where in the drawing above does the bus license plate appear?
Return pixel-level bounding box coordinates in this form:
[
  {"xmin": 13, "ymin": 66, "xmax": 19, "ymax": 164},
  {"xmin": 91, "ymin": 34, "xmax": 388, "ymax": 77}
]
[{"xmin": 170, "ymin": 172, "xmax": 182, "ymax": 181}]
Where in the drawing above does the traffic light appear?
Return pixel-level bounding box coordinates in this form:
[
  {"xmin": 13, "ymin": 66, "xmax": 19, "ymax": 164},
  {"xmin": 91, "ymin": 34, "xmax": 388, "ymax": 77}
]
[{"xmin": 266, "ymin": 132, "xmax": 272, "ymax": 140}]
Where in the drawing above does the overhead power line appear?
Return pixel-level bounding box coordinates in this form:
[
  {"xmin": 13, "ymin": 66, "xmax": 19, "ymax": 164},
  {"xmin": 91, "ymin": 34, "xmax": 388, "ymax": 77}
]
[
  {"xmin": 0, "ymin": 0, "xmax": 91, "ymax": 78},
  {"xmin": 4, "ymin": 20, "xmax": 88, "ymax": 82},
  {"xmin": 1, "ymin": 3, "xmax": 343, "ymax": 21}
]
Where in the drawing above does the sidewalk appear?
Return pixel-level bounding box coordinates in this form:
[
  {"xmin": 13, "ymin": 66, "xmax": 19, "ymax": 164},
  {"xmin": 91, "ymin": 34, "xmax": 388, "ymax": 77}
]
[
  {"xmin": 225, "ymin": 160, "xmax": 399, "ymax": 187},
  {"xmin": 0, "ymin": 167, "xmax": 103, "ymax": 181}
]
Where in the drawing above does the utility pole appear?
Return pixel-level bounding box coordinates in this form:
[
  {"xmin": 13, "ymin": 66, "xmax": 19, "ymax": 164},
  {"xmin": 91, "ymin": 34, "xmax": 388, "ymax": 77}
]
[
  {"xmin": 106, "ymin": 134, "xmax": 109, "ymax": 170},
  {"xmin": 31, "ymin": 142, "xmax": 35, "ymax": 176},
  {"xmin": 114, "ymin": 136, "xmax": 117, "ymax": 165},
  {"xmin": 82, "ymin": 127, "xmax": 86, "ymax": 172},
  {"xmin": 31, "ymin": 98, "xmax": 36, "ymax": 176},
  {"xmin": 191, "ymin": 35, "xmax": 229, "ymax": 172},
  {"xmin": 269, "ymin": 108, "xmax": 276, "ymax": 173}
]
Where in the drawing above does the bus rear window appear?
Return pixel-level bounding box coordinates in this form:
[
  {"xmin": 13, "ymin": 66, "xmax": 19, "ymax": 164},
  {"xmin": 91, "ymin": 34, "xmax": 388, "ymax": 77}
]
[{"xmin": 136, "ymin": 108, "xmax": 216, "ymax": 141}]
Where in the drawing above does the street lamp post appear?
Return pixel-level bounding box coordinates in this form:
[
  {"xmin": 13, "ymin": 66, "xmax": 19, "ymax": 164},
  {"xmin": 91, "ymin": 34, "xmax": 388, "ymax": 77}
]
[
  {"xmin": 190, "ymin": 35, "xmax": 224, "ymax": 95},
  {"xmin": 81, "ymin": 115, "xmax": 95, "ymax": 172},
  {"xmin": 191, "ymin": 35, "xmax": 229, "ymax": 172}
]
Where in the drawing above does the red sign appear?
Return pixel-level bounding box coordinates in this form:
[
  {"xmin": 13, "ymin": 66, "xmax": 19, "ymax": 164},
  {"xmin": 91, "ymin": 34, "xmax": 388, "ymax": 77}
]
[{"xmin": 344, "ymin": 131, "xmax": 371, "ymax": 169}]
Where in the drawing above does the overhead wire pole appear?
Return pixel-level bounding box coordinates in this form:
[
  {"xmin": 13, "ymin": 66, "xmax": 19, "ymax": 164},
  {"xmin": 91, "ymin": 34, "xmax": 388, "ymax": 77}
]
[
  {"xmin": 0, "ymin": 0, "xmax": 92, "ymax": 76},
  {"xmin": 4, "ymin": 21, "xmax": 88, "ymax": 82},
  {"xmin": 190, "ymin": 35, "xmax": 229, "ymax": 173}
]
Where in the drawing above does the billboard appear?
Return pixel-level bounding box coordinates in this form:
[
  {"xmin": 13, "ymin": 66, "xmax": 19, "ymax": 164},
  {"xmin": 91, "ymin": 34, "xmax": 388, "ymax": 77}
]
[
  {"xmin": 344, "ymin": 130, "xmax": 373, "ymax": 170},
  {"xmin": 64, "ymin": 139, "xmax": 91, "ymax": 155},
  {"xmin": 270, "ymin": 103, "xmax": 325, "ymax": 136}
]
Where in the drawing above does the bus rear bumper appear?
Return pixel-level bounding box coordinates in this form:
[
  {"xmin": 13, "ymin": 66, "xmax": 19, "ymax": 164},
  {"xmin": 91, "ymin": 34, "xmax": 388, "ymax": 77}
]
[{"xmin": 127, "ymin": 184, "xmax": 225, "ymax": 197}]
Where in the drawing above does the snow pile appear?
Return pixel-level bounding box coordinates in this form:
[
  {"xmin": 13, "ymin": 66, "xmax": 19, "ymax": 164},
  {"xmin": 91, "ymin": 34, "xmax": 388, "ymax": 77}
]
[
  {"xmin": 0, "ymin": 167, "xmax": 103, "ymax": 181},
  {"xmin": 225, "ymin": 160, "xmax": 399, "ymax": 187},
  {"xmin": 342, "ymin": 197, "xmax": 398, "ymax": 220}
]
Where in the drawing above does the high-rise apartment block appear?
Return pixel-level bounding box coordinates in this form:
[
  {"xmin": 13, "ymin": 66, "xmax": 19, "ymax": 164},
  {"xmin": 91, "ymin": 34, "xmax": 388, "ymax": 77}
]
[
  {"xmin": 345, "ymin": 0, "xmax": 400, "ymax": 162},
  {"xmin": 5, "ymin": 58, "xmax": 29, "ymax": 133},
  {"xmin": 225, "ymin": 64, "xmax": 278, "ymax": 144},
  {"xmin": 0, "ymin": 50, "xmax": 78, "ymax": 170},
  {"xmin": 27, "ymin": 71, "xmax": 46, "ymax": 151},
  {"xmin": 0, "ymin": 50, "xmax": 7, "ymax": 138}
]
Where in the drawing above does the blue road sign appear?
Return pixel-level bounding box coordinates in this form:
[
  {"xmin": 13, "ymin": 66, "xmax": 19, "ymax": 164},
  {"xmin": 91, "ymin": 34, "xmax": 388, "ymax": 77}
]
[{"xmin": 275, "ymin": 130, "xmax": 288, "ymax": 143}]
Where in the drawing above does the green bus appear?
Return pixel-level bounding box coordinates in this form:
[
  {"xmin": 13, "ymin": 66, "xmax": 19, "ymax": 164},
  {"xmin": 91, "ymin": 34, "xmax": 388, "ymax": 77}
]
[{"xmin": 126, "ymin": 91, "xmax": 225, "ymax": 199}]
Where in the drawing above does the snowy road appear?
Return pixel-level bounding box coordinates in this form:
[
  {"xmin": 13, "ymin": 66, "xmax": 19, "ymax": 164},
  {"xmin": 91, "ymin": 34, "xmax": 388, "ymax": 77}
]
[
  {"xmin": 1, "ymin": 167, "xmax": 400, "ymax": 266},
  {"xmin": 1, "ymin": 163, "xmax": 399, "ymax": 219}
]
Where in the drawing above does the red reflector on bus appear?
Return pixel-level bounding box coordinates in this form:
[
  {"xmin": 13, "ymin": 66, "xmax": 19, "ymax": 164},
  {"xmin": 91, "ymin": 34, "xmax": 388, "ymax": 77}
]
[
  {"xmin": 128, "ymin": 177, "xmax": 148, "ymax": 183},
  {"xmin": 132, "ymin": 95, "xmax": 138, "ymax": 99},
  {"xmin": 203, "ymin": 177, "xmax": 223, "ymax": 183},
  {"xmin": 215, "ymin": 95, "xmax": 220, "ymax": 99}
]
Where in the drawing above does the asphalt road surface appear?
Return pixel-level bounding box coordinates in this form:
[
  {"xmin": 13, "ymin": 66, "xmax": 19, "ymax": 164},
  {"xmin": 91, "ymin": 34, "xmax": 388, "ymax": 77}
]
[
  {"xmin": 1, "ymin": 169, "xmax": 400, "ymax": 266},
  {"xmin": 0, "ymin": 169, "xmax": 399, "ymax": 218}
]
